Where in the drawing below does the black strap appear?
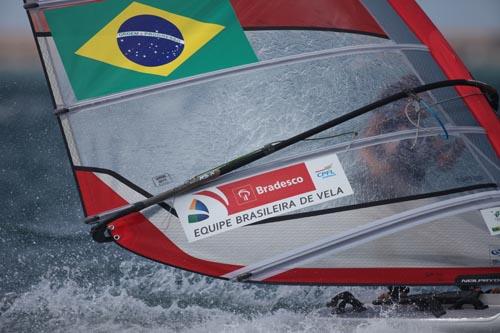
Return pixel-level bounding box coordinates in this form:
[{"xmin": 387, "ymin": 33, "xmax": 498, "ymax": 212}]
[{"xmin": 327, "ymin": 291, "xmax": 367, "ymax": 314}]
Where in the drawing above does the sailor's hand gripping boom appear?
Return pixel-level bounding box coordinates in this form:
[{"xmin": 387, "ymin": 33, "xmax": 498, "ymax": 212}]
[{"xmin": 83, "ymin": 79, "xmax": 498, "ymax": 239}]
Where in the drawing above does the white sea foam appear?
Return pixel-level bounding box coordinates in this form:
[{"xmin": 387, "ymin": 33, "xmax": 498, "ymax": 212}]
[{"xmin": 0, "ymin": 258, "xmax": 459, "ymax": 333}]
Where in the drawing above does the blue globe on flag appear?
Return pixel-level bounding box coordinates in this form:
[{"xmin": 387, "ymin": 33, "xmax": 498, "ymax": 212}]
[{"xmin": 117, "ymin": 14, "xmax": 185, "ymax": 67}]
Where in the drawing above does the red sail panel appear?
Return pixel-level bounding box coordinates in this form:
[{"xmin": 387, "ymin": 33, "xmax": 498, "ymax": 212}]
[
  {"xmin": 112, "ymin": 212, "xmax": 240, "ymax": 278},
  {"xmin": 230, "ymin": 0, "xmax": 387, "ymax": 37},
  {"xmin": 75, "ymin": 170, "xmax": 240, "ymax": 277},
  {"xmin": 389, "ymin": 0, "xmax": 500, "ymax": 156},
  {"xmin": 76, "ymin": 170, "xmax": 125, "ymax": 216}
]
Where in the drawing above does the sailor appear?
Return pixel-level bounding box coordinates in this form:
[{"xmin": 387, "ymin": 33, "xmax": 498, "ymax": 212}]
[{"xmin": 357, "ymin": 75, "xmax": 464, "ymax": 199}]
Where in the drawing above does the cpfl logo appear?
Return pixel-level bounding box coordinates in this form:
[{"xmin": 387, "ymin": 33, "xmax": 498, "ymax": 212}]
[{"xmin": 315, "ymin": 164, "xmax": 336, "ymax": 179}]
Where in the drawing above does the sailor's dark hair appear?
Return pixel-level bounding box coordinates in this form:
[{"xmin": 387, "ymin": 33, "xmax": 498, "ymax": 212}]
[
  {"xmin": 379, "ymin": 74, "xmax": 422, "ymax": 99},
  {"xmin": 368, "ymin": 75, "xmax": 433, "ymax": 183}
]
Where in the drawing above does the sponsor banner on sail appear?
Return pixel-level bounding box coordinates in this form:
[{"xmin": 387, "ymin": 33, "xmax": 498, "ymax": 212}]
[
  {"xmin": 175, "ymin": 153, "xmax": 354, "ymax": 242},
  {"xmin": 44, "ymin": 0, "xmax": 257, "ymax": 100}
]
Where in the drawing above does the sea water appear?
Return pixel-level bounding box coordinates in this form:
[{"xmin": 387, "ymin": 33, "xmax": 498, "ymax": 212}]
[{"xmin": 1, "ymin": 71, "xmax": 499, "ymax": 332}]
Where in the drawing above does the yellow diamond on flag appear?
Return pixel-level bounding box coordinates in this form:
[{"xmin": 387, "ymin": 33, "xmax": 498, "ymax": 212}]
[{"xmin": 76, "ymin": 2, "xmax": 225, "ymax": 76}]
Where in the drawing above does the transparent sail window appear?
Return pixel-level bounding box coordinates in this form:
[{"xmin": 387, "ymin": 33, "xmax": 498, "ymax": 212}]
[{"xmin": 246, "ymin": 30, "xmax": 391, "ymax": 61}]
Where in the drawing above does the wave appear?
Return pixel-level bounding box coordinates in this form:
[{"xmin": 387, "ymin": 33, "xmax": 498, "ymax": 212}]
[{"xmin": 1, "ymin": 257, "xmax": 456, "ymax": 332}]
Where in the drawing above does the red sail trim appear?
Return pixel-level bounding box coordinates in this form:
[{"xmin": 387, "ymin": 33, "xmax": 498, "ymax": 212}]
[
  {"xmin": 29, "ymin": 9, "xmax": 50, "ymax": 33},
  {"xmin": 264, "ymin": 267, "xmax": 500, "ymax": 285},
  {"xmin": 76, "ymin": 170, "xmax": 126, "ymax": 215},
  {"xmin": 230, "ymin": 0, "xmax": 387, "ymax": 38},
  {"xmin": 112, "ymin": 213, "xmax": 240, "ymax": 277},
  {"xmin": 75, "ymin": 170, "xmax": 240, "ymax": 277},
  {"xmin": 389, "ymin": 0, "xmax": 500, "ymax": 156}
]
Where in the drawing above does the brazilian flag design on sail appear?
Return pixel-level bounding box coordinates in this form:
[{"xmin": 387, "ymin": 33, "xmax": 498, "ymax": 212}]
[{"xmin": 45, "ymin": 0, "xmax": 258, "ymax": 100}]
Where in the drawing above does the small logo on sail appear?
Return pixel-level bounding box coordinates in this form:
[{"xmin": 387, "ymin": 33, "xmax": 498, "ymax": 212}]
[
  {"xmin": 187, "ymin": 199, "xmax": 209, "ymax": 223},
  {"xmin": 233, "ymin": 185, "xmax": 257, "ymax": 205},
  {"xmin": 494, "ymin": 210, "xmax": 500, "ymax": 219},
  {"xmin": 238, "ymin": 189, "xmax": 251, "ymax": 201},
  {"xmin": 315, "ymin": 164, "xmax": 336, "ymax": 179}
]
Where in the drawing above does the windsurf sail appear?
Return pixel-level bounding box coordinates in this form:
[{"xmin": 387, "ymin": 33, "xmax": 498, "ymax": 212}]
[{"xmin": 24, "ymin": 0, "xmax": 500, "ymax": 285}]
